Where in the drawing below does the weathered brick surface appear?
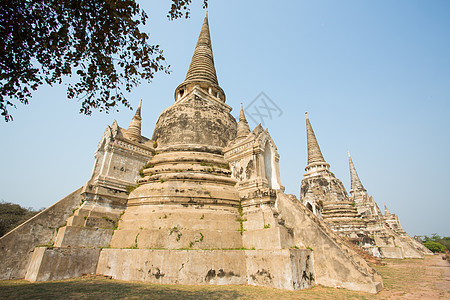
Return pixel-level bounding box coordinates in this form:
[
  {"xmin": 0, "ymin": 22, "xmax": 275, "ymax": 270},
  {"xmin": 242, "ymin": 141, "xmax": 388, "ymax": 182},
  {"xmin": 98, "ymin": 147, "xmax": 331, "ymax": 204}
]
[{"xmin": 0, "ymin": 188, "xmax": 83, "ymax": 280}]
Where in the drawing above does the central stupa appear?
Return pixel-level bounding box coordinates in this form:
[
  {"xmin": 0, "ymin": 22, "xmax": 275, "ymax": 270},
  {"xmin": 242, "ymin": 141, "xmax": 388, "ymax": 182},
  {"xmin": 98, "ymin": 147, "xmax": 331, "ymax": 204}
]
[
  {"xmin": 111, "ymin": 14, "xmax": 242, "ymax": 250},
  {"xmin": 100, "ymin": 14, "xmax": 312, "ymax": 289}
]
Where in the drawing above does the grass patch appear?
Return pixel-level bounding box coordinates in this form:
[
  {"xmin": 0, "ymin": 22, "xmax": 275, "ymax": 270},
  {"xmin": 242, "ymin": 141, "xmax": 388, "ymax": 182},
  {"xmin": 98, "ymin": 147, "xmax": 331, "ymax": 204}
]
[
  {"xmin": 0, "ymin": 256, "xmax": 445, "ymax": 299},
  {"xmin": 0, "ymin": 277, "xmax": 376, "ymax": 299}
]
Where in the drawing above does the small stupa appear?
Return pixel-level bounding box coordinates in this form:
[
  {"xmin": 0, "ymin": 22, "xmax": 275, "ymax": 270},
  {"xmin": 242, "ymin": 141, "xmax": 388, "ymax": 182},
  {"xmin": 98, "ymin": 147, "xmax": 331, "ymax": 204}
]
[
  {"xmin": 347, "ymin": 152, "xmax": 432, "ymax": 258},
  {"xmin": 301, "ymin": 113, "xmax": 367, "ymax": 236},
  {"xmin": 299, "ymin": 112, "xmax": 431, "ymax": 259}
]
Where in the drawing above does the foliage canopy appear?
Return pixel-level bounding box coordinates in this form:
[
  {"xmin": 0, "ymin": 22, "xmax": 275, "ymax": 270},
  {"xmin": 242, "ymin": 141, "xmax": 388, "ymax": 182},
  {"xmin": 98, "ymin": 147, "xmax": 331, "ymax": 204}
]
[
  {"xmin": 420, "ymin": 233, "xmax": 449, "ymax": 252},
  {"xmin": 0, "ymin": 201, "xmax": 41, "ymax": 237},
  {"xmin": 0, "ymin": 0, "xmax": 208, "ymax": 122},
  {"xmin": 423, "ymin": 241, "xmax": 446, "ymax": 253}
]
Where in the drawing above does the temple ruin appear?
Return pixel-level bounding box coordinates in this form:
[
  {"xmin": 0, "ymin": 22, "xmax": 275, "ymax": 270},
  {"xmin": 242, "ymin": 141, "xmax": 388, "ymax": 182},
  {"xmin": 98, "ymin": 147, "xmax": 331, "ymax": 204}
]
[
  {"xmin": 0, "ymin": 13, "xmax": 429, "ymax": 294},
  {"xmin": 300, "ymin": 114, "xmax": 432, "ymax": 259}
]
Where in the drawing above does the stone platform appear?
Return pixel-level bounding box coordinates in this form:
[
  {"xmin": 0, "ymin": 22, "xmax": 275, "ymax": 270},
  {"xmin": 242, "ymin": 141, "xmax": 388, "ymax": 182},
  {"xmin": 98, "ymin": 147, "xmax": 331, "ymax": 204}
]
[{"xmin": 25, "ymin": 247, "xmax": 315, "ymax": 291}]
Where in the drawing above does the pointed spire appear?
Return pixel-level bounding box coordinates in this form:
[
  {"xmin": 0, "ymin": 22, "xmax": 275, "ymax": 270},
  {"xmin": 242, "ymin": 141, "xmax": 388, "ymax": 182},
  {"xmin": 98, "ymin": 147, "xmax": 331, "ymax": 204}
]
[
  {"xmin": 185, "ymin": 12, "xmax": 218, "ymax": 85},
  {"xmin": 126, "ymin": 99, "xmax": 142, "ymax": 142},
  {"xmin": 111, "ymin": 119, "xmax": 119, "ymax": 131},
  {"xmin": 384, "ymin": 204, "xmax": 391, "ymax": 215},
  {"xmin": 236, "ymin": 103, "xmax": 251, "ymax": 138},
  {"xmin": 305, "ymin": 112, "xmax": 327, "ymax": 168},
  {"xmin": 134, "ymin": 99, "xmax": 142, "ymax": 119},
  {"xmin": 348, "ymin": 151, "xmax": 366, "ymax": 193},
  {"xmin": 175, "ymin": 12, "xmax": 225, "ymax": 101}
]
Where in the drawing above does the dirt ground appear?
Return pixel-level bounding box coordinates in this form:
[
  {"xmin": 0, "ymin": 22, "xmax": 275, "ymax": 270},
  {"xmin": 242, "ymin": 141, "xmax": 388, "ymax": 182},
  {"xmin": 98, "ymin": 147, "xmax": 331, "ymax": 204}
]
[
  {"xmin": 0, "ymin": 254, "xmax": 448, "ymax": 299},
  {"xmin": 375, "ymin": 254, "xmax": 449, "ymax": 299}
]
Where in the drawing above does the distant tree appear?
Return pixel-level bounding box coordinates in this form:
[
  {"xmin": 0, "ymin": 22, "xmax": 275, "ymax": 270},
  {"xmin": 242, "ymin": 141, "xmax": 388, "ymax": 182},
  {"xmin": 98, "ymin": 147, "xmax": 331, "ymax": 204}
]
[
  {"xmin": 423, "ymin": 241, "xmax": 446, "ymax": 253},
  {"xmin": 0, "ymin": 201, "xmax": 41, "ymax": 237},
  {"xmin": 420, "ymin": 233, "xmax": 450, "ymax": 251},
  {"xmin": 438, "ymin": 237, "xmax": 450, "ymax": 251},
  {"xmin": 0, "ymin": 0, "xmax": 208, "ymax": 122}
]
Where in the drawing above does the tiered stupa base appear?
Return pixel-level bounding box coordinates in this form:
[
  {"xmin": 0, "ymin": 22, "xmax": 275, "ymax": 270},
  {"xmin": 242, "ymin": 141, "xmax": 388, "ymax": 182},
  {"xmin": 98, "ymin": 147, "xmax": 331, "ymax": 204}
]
[
  {"xmin": 98, "ymin": 145, "xmax": 315, "ymax": 290},
  {"xmin": 322, "ymin": 201, "xmax": 368, "ymax": 238}
]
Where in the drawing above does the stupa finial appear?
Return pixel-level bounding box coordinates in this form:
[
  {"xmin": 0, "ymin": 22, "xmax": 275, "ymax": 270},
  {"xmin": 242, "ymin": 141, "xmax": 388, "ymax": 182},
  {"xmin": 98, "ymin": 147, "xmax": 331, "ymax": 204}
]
[
  {"xmin": 175, "ymin": 12, "xmax": 226, "ymax": 101},
  {"xmin": 305, "ymin": 113, "xmax": 327, "ymax": 166},
  {"xmin": 348, "ymin": 151, "xmax": 366, "ymax": 193},
  {"xmin": 236, "ymin": 103, "xmax": 251, "ymax": 138},
  {"xmin": 126, "ymin": 99, "xmax": 142, "ymax": 142}
]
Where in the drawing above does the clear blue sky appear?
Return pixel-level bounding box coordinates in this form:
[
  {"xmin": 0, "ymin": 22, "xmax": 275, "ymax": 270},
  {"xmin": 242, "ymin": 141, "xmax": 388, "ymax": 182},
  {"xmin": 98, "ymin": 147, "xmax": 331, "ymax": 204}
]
[{"xmin": 1, "ymin": 1, "xmax": 449, "ymax": 236}]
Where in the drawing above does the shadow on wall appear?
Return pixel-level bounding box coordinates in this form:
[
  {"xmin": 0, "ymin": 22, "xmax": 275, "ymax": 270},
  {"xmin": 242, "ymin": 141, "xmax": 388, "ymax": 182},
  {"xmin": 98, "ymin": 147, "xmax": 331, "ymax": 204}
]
[{"xmin": 0, "ymin": 278, "xmax": 244, "ymax": 299}]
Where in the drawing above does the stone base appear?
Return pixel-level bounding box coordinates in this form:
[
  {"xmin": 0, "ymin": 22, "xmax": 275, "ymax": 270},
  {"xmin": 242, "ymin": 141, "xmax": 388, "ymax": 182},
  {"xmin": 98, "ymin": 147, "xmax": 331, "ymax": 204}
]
[
  {"xmin": 96, "ymin": 248, "xmax": 314, "ymax": 290},
  {"xmin": 25, "ymin": 247, "xmax": 101, "ymax": 282},
  {"xmin": 54, "ymin": 226, "xmax": 113, "ymax": 248},
  {"xmin": 379, "ymin": 247, "xmax": 404, "ymax": 259},
  {"xmin": 276, "ymin": 192, "xmax": 383, "ymax": 294},
  {"xmin": 0, "ymin": 188, "xmax": 83, "ymax": 280}
]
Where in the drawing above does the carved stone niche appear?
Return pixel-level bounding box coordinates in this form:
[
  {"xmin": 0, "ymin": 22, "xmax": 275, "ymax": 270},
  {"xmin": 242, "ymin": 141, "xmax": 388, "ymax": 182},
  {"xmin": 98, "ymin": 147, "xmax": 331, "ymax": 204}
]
[{"xmin": 224, "ymin": 125, "xmax": 284, "ymax": 194}]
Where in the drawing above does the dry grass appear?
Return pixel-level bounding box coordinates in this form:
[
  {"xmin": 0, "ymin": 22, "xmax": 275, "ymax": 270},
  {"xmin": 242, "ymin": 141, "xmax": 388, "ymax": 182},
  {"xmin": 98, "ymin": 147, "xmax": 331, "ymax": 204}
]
[
  {"xmin": 375, "ymin": 255, "xmax": 448, "ymax": 299},
  {"xmin": 0, "ymin": 255, "xmax": 447, "ymax": 299},
  {"xmin": 0, "ymin": 279, "xmax": 375, "ymax": 300}
]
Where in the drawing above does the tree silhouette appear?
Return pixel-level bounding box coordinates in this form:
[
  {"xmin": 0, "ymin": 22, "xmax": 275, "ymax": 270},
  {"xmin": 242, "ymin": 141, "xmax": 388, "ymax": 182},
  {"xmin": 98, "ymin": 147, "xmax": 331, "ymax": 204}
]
[{"xmin": 0, "ymin": 0, "xmax": 208, "ymax": 122}]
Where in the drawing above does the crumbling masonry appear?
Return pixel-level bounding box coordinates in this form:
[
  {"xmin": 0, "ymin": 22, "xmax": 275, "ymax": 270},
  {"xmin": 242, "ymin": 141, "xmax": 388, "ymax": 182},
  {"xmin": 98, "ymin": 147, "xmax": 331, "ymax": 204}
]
[{"xmin": 300, "ymin": 114, "xmax": 432, "ymax": 259}]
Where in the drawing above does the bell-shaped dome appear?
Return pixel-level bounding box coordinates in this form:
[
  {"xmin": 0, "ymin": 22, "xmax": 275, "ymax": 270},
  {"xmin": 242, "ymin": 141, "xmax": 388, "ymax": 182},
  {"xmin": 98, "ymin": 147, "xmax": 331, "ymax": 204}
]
[{"xmin": 152, "ymin": 94, "xmax": 236, "ymax": 149}]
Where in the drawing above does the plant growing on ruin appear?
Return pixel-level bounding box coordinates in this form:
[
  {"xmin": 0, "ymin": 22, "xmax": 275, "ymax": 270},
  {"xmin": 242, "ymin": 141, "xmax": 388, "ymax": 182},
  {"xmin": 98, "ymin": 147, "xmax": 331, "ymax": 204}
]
[
  {"xmin": 188, "ymin": 233, "xmax": 204, "ymax": 248},
  {"xmin": 169, "ymin": 226, "xmax": 182, "ymax": 241},
  {"xmin": 129, "ymin": 233, "xmax": 139, "ymax": 248},
  {"xmin": 218, "ymin": 163, "xmax": 230, "ymax": 170},
  {"xmin": 139, "ymin": 162, "xmax": 154, "ymax": 178},
  {"xmin": 126, "ymin": 184, "xmax": 139, "ymax": 194},
  {"xmin": 112, "ymin": 210, "xmax": 126, "ymax": 230},
  {"xmin": 102, "ymin": 216, "xmax": 113, "ymax": 222},
  {"xmin": 236, "ymin": 200, "xmax": 246, "ymax": 235},
  {"xmin": 238, "ymin": 200, "xmax": 243, "ymax": 216}
]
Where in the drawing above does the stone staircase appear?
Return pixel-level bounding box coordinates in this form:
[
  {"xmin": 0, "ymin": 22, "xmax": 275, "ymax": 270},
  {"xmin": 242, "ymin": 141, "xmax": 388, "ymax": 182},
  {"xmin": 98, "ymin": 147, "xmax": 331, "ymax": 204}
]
[
  {"xmin": 275, "ymin": 191, "xmax": 383, "ymax": 293},
  {"xmin": 343, "ymin": 237, "xmax": 384, "ymax": 266}
]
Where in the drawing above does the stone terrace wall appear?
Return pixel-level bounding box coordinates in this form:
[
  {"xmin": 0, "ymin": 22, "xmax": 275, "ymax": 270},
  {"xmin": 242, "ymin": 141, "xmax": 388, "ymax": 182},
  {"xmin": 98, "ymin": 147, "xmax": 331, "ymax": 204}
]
[
  {"xmin": 96, "ymin": 248, "xmax": 314, "ymax": 290},
  {"xmin": 276, "ymin": 192, "xmax": 383, "ymax": 294},
  {"xmin": 0, "ymin": 187, "xmax": 83, "ymax": 280}
]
